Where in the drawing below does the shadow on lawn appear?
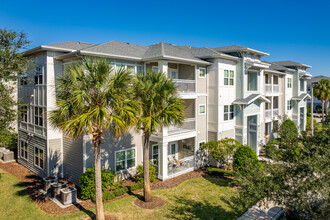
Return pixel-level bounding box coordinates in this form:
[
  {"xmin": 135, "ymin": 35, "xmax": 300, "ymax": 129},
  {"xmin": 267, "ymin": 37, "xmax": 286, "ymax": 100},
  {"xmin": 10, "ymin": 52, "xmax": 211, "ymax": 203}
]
[
  {"xmin": 165, "ymin": 195, "xmax": 242, "ymax": 220},
  {"xmin": 14, "ymin": 174, "xmax": 47, "ymax": 203}
]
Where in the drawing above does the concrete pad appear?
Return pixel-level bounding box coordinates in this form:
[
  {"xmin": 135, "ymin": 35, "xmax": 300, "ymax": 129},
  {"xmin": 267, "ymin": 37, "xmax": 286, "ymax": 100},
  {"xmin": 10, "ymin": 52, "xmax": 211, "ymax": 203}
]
[{"xmin": 39, "ymin": 189, "xmax": 82, "ymax": 209}]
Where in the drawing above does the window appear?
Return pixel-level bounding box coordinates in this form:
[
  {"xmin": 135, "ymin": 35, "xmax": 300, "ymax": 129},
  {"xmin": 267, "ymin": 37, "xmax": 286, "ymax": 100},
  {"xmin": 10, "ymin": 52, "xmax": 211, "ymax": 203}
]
[
  {"xmin": 273, "ymin": 75, "xmax": 278, "ymax": 85},
  {"xmin": 115, "ymin": 148, "xmax": 136, "ymax": 172},
  {"xmin": 224, "ymin": 70, "xmax": 234, "ymax": 85},
  {"xmin": 273, "ymin": 96, "xmax": 279, "ymax": 109},
  {"xmin": 224, "ymin": 105, "xmax": 234, "ymax": 121},
  {"xmin": 265, "ymin": 96, "xmax": 271, "ymax": 110},
  {"xmin": 265, "ymin": 122, "xmax": 271, "ymax": 136},
  {"xmin": 199, "ymin": 104, "xmax": 206, "ymax": 114},
  {"xmin": 20, "ymin": 141, "xmax": 28, "ymax": 160},
  {"xmin": 126, "ymin": 65, "xmax": 135, "ymax": 73},
  {"xmin": 20, "ymin": 106, "xmax": 28, "ymax": 122},
  {"xmin": 265, "ymin": 74, "xmax": 271, "ymax": 84},
  {"xmin": 300, "ymin": 79, "xmax": 305, "ymax": 91},
  {"xmin": 152, "ymin": 66, "xmax": 159, "ymax": 72},
  {"xmin": 287, "ymin": 100, "xmax": 292, "ymax": 110},
  {"xmin": 34, "ymin": 147, "xmax": 44, "ymax": 169},
  {"xmin": 287, "ymin": 78, "xmax": 292, "ymax": 88},
  {"xmin": 152, "ymin": 145, "xmax": 159, "ymax": 167},
  {"xmin": 34, "ymin": 107, "xmax": 44, "ymax": 126},
  {"xmin": 34, "ymin": 66, "xmax": 43, "ymax": 85},
  {"xmin": 199, "ymin": 141, "xmax": 205, "ymax": 150},
  {"xmin": 20, "ymin": 76, "xmax": 28, "ymax": 85},
  {"xmin": 199, "ymin": 67, "xmax": 206, "ymax": 78},
  {"xmin": 248, "ymin": 72, "xmax": 258, "ymax": 91}
]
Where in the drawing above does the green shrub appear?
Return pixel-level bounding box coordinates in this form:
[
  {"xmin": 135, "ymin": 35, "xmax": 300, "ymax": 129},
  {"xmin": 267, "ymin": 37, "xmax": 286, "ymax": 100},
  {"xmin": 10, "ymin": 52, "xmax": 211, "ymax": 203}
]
[
  {"xmin": 80, "ymin": 167, "xmax": 115, "ymax": 200},
  {"xmin": 113, "ymin": 187, "xmax": 128, "ymax": 197},
  {"xmin": 208, "ymin": 167, "xmax": 233, "ymax": 176},
  {"xmin": 136, "ymin": 161, "xmax": 156, "ymax": 183},
  {"xmin": 233, "ymin": 145, "xmax": 259, "ymax": 174},
  {"xmin": 102, "ymin": 191, "xmax": 115, "ymax": 202},
  {"xmin": 128, "ymin": 181, "xmax": 143, "ymax": 192}
]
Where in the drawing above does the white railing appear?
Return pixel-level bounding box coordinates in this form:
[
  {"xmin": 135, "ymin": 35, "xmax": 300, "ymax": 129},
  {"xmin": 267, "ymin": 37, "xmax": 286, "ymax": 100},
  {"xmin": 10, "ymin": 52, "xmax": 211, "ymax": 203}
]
[
  {"xmin": 273, "ymin": 84, "xmax": 279, "ymax": 92},
  {"xmin": 265, "ymin": 84, "xmax": 272, "ymax": 92},
  {"xmin": 265, "ymin": 109, "xmax": 272, "ymax": 118},
  {"xmin": 273, "ymin": 108, "xmax": 279, "ymax": 117},
  {"xmin": 168, "ymin": 118, "xmax": 195, "ymax": 135},
  {"xmin": 172, "ymin": 79, "xmax": 196, "ymax": 94},
  {"xmin": 168, "ymin": 156, "xmax": 194, "ymax": 176}
]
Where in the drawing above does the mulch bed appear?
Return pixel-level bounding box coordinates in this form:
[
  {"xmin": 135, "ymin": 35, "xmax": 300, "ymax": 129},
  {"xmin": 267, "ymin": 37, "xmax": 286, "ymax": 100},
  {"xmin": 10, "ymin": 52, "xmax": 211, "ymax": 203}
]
[
  {"xmin": 134, "ymin": 197, "xmax": 165, "ymax": 209},
  {"xmin": 0, "ymin": 161, "xmax": 215, "ymax": 216}
]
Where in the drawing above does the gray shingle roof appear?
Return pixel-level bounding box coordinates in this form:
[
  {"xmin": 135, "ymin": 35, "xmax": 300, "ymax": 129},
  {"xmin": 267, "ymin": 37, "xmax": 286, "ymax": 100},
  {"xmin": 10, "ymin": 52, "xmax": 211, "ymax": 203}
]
[
  {"xmin": 213, "ymin": 45, "xmax": 269, "ymax": 56},
  {"xmin": 291, "ymin": 93, "xmax": 311, "ymax": 101},
  {"xmin": 47, "ymin": 41, "xmax": 96, "ymax": 50},
  {"xmin": 83, "ymin": 41, "xmax": 148, "ymax": 58},
  {"xmin": 272, "ymin": 61, "xmax": 311, "ymax": 69},
  {"xmin": 233, "ymin": 94, "xmax": 270, "ymax": 105},
  {"xmin": 263, "ymin": 61, "xmax": 294, "ymax": 73}
]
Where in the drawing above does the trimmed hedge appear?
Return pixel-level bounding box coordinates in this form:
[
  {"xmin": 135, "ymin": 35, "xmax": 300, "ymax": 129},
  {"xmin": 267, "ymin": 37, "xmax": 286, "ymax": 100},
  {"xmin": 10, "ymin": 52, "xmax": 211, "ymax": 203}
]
[
  {"xmin": 208, "ymin": 167, "xmax": 233, "ymax": 177},
  {"xmin": 233, "ymin": 145, "xmax": 259, "ymax": 174}
]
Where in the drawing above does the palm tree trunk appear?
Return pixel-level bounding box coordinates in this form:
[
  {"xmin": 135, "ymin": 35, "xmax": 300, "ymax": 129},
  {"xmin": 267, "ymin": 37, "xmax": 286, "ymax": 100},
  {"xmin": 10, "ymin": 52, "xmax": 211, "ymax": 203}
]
[
  {"xmin": 322, "ymin": 100, "xmax": 325, "ymax": 121},
  {"xmin": 326, "ymin": 99, "xmax": 329, "ymax": 116},
  {"xmin": 93, "ymin": 132, "xmax": 105, "ymax": 220},
  {"xmin": 143, "ymin": 133, "xmax": 152, "ymax": 202}
]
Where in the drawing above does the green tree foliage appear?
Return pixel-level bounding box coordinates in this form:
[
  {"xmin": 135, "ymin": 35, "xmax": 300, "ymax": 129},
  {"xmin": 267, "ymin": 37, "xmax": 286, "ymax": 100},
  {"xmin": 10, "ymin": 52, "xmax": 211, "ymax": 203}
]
[
  {"xmin": 234, "ymin": 121, "xmax": 330, "ymax": 219},
  {"xmin": 49, "ymin": 57, "xmax": 136, "ymax": 220},
  {"xmin": 0, "ymin": 29, "xmax": 31, "ymax": 149},
  {"xmin": 201, "ymin": 138, "xmax": 241, "ymax": 169},
  {"xmin": 233, "ymin": 145, "xmax": 259, "ymax": 174},
  {"xmin": 313, "ymin": 79, "xmax": 330, "ymax": 121},
  {"xmin": 133, "ymin": 71, "xmax": 184, "ymax": 202}
]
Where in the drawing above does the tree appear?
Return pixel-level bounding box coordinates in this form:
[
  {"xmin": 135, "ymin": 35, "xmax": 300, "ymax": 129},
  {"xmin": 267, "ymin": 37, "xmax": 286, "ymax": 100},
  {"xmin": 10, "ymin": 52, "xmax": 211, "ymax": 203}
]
[
  {"xmin": 313, "ymin": 79, "xmax": 330, "ymax": 121},
  {"xmin": 0, "ymin": 29, "xmax": 31, "ymax": 149},
  {"xmin": 133, "ymin": 71, "xmax": 184, "ymax": 202},
  {"xmin": 201, "ymin": 138, "xmax": 240, "ymax": 170},
  {"xmin": 49, "ymin": 57, "xmax": 136, "ymax": 220},
  {"xmin": 234, "ymin": 120, "xmax": 330, "ymax": 219}
]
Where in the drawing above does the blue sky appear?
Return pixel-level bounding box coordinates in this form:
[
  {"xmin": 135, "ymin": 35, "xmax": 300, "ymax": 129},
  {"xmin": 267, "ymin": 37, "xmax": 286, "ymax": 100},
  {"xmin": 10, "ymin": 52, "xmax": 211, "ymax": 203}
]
[{"xmin": 1, "ymin": 0, "xmax": 329, "ymax": 76}]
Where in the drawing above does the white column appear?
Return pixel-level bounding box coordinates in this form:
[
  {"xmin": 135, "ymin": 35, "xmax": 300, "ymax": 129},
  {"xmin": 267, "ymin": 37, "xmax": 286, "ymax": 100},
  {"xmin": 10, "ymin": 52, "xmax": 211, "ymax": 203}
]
[
  {"xmin": 159, "ymin": 141, "xmax": 168, "ymax": 180},
  {"xmin": 158, "ymin": 61, "xmax": 168, "ymax": 76}
]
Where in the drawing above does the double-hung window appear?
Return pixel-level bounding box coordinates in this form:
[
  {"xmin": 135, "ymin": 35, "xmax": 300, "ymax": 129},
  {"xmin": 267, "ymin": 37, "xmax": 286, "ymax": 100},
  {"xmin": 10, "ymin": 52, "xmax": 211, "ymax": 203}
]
[
  {"xmin": 34, "ymin": 147, "xmax": 44, "ymax": 169},
  {"xmin": 115, "ymin": 148, "xmax": 136, "ymax": 172},
  {"xmin": 287, "ymin": 100, "xmax": 292, "ymax": 110},
  {"xmin": 21, "ymin": 106, "xmax": 28, "ymax": 122},
  {"xmin": 20, "ymin": 141, "xmax": 28, "ymax": 160},
  {"xmin": 34, "ymin": 66, "xmax": 43, "ymax": 85},
  {"xmin": 300, "ymin": 79, "xmax": 305, "ymax": 91},
  {"xmin": 152, "ymin": 145, "xmax": 159, "ymax": 167},
  {"xmin": 224, "ymin": 105, "xmax": 234, "ymax": 121},
  {"xmin": 34, "ymin": 107, "xmax": 44, "ymax": 126},
  {"xmin": 199, "ymin": 67, "xmax": 206, "ymax": 78},
  {"xmin": 248, "ymin": 72, "xmax": 258, "ymax": 91},
  {"xmin": 224, "ymin": 70, "xmax": 234, "ymax": 85},
  {"xmin": 287, "ymin": 78, "xmax": 292, "ymax": 88}
]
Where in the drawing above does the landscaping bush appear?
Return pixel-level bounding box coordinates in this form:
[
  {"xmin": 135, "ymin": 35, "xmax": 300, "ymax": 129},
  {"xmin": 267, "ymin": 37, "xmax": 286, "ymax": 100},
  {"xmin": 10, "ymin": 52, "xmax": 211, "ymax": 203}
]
[
  {"xmin": 208, "ymin": 167, "xmax": 233, "ymax": 176},
  {"xmin": 80, "ymin": 167, "xmax": 116, "ymax": 200},
  {"xmin": 128, "ymin": 181, "xmax": 143, "ymax": 192},
  {"xmin": 102, "ymin": 191, "xmax": 115, "ymax": 202},
  {"xmin": 233, "ymin": 145, "xmax": 259, "ymax": 174},
  {"xmin": 113, "ymin": 186, "xmax": 128, "ymax": 197},
  {"xmin": 136, "ymin": 161, "xmax": 156, "ymax": 183}
]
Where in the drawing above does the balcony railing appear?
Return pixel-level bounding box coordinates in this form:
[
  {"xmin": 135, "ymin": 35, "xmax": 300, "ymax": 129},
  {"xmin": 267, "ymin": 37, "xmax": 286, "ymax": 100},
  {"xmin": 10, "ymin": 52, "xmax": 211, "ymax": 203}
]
[
  {"xmin": 168, "ymin": 156, "xmax": 194, "ymax": 176},
  {"xmin": 265, "ymin": 84, "xmax": 272, "ymax": 92},
  {"xmin": 172, "ymin": 79, "xmax": 196, "ymax": 94},
  {"xmin": 265, "ymin": 109, "xmax": 272, "ymax": 118},
  {"xmin": 168, "ymin": 118, "xmax": 195, "ymax": 135},
  {"xmin": 273, "ymin": 108, "xmax": 279, "ymax": 117},
  {"xmin": 273, "ymin": 84, "xmax": 279, "ymax": 92}
]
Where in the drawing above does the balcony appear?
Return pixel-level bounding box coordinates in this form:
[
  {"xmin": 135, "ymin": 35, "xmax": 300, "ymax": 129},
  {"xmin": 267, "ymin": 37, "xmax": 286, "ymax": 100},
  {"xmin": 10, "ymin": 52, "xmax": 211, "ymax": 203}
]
[
  {"xmin": 172, "ymin": 79, "xmax": 196, "ymax": 94},
  {"xmin": 265, "ymin": 84, "xmax": 272, "ymax": 92},
  {"xmin": 273, "ymin": 84, "xmax": 279, "ymax": 92},
  {"xmin": 265, "ymin": 109, "xmax": 272, "ymax": 118},
  {"xmin": 168, "ymin": 155, "xmax": 194, "ymax": 176},
  {"xmin": 168, "ymin": 118, "xmax": 195, "ymax": 135},
  {"xmin": 273, "ymin": 109, "xmax": 279, "ymax": 117}
]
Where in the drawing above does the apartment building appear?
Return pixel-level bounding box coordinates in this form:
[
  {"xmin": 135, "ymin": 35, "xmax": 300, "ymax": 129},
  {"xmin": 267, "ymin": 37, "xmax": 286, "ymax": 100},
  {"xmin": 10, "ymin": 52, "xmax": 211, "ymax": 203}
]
[{"xmin": 17, "ymin": 41, "xmax": 311, "ymax": 185}]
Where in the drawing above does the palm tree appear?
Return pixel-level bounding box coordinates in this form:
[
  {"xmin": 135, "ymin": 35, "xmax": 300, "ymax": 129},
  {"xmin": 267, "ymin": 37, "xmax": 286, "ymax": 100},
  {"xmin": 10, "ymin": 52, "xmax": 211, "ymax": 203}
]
[
  {"xmin": 49, "ymin": 57, "xmax": 136, "ymax": 220},
  {"xmin": 313, "ymin": 79, "xmax": 330, "ymax": 121},
  {"xmin": 133, "ymin": 71, "xmax": 184, "ymax": 202}
]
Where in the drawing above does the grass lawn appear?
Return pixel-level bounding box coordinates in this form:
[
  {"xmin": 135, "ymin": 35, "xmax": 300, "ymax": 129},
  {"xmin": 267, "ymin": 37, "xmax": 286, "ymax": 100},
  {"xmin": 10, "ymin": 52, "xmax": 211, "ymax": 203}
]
[{"xmin": 0, "ymin": 168, "xmax": 244, "ymax": 220}]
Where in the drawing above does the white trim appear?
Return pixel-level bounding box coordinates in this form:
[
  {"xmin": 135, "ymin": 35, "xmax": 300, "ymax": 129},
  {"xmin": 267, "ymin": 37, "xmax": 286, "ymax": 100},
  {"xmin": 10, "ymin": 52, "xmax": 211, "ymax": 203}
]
[
  {"xmin": 114, "ymin": 147, "xmax": 137, "ymax": 172},
  {"xmin": 83, "ymin": 136, "xmax": 87, "ymax": 173},
  {"xmin": 199, "ymin": 104, "xmax": 206, "ymax": 115},
  {"xmin": 198, "ymin": 67, "xmax": 206, "ymax": 78}
]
